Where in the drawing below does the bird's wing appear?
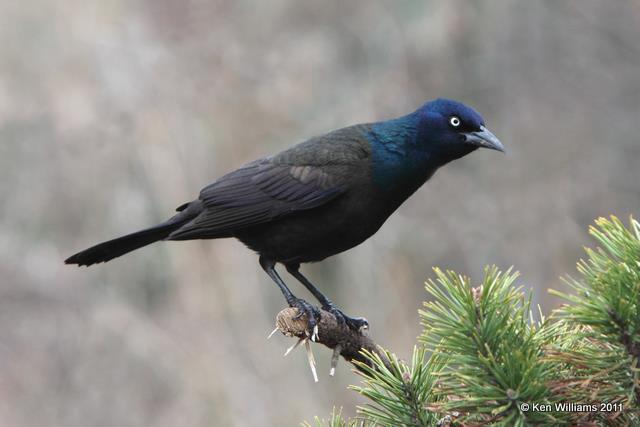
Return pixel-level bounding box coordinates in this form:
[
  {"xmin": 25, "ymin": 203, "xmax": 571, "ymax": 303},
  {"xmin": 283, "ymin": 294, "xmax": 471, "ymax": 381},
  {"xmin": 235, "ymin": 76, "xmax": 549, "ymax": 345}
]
[{"xmin": 168, "ymin": 125, "xmax": 371, "ymax": 239}]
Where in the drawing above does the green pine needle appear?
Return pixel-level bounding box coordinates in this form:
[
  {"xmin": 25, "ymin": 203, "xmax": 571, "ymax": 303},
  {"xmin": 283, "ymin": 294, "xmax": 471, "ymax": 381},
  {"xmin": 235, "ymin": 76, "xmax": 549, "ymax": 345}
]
[{"xmin": 306, "ymin": 216, "xmax": 640, "ymax": 426}]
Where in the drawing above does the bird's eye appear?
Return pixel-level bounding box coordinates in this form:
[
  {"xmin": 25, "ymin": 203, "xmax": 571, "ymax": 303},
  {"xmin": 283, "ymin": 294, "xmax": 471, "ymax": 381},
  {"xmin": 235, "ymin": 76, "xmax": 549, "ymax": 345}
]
[{"xmin": 449, "ymin": 116, "xmax": 461, "ymax": 127}]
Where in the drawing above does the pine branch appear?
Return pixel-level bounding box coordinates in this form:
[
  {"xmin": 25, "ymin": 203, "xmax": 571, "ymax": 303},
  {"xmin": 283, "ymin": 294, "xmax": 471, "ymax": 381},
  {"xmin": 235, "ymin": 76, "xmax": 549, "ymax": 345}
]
[
  {"xmin": 551, "ymin": 216, "xmax": 640, "ymax": 408},
  {"xmin": 419, "ymin": 267, "xmax": 560, "ymax": 425},
  {"xmin": 305, "ymin": 216, "xmax": 640, "ymax": 426},
  {"xmin": 350, "ymin": 346, "xmax": 442, "ymax": 426}
]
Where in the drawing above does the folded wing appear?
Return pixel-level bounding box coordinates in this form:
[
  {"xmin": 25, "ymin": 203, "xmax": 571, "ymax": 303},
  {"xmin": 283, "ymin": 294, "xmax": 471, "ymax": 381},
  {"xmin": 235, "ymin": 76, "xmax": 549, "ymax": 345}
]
[
  {"xmin": 167, "ymin": 160, "xmax": 346, "ymax": 239},
  {"xmin": 168, "ymin": 125, "xmax": 371, "ymax": 240}
]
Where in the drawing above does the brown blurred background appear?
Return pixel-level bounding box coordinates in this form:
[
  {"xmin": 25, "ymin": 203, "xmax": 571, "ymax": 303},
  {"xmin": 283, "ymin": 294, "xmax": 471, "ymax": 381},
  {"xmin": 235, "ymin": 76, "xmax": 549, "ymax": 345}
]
[{"xmin": 1, "ymin": 1, "xmax": 639, "ymax": 426}]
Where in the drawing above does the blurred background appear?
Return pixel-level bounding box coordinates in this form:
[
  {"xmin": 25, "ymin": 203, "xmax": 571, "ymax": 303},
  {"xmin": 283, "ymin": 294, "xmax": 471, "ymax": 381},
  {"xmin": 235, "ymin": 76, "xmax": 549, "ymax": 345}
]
[{"xmin": 1, "ymin": 1, "xmax": 639, "ymax": 425}]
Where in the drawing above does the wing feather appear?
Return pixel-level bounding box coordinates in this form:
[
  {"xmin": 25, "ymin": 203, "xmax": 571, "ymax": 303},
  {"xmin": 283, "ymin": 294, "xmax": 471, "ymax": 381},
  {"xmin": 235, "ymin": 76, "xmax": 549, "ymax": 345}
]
[
  {"xmin": 168, "ymin": 125, "xmax": 371, "ymax": 240},
  {"xmin": 168, "ymin": 162, "xmax": 345, "ymax": 239}
]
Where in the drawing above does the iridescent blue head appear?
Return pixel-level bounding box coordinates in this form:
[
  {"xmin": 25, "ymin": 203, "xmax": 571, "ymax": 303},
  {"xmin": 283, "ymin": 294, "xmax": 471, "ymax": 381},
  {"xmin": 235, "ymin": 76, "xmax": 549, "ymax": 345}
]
[
  {"xmin": 369, "ymin": 98, "xmax": 504, "ymax": 193},
  {"xmin": 415, "ymin": 98, "xmax": 504, "ymax": 159}
]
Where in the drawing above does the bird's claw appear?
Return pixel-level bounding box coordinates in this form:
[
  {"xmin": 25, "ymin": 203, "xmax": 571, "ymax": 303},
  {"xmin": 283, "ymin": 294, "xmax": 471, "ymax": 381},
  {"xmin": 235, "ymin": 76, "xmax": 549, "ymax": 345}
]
[
  {"xmin": 291, "ymin": 298, "xmax": 320, "ymax": 337},
  {"xmin": 324, "ymin": 304, "xmax": 368, "ymax": 332},
  {"xmin": 346, "ymin": 316, "xmax": 369, "ymax": 332}
]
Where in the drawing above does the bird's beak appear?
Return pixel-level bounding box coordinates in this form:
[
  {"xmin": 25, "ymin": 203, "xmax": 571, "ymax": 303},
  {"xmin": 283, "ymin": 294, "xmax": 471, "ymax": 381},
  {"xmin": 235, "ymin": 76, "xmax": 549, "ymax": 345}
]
[{"xmin": 463, "ymin": 126, "xmax": 505, "ymax": 153}]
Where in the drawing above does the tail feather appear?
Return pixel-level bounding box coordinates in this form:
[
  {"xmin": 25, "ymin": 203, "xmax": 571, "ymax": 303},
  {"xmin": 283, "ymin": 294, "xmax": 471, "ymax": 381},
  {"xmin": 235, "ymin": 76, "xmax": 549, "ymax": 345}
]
[
  {"xmin": 64, "ymin": 222, "xmax": 180, "ymax": 266},
  {"xmin": 65, "ymin": 201, "xmax": 203, "ymax": 267}
]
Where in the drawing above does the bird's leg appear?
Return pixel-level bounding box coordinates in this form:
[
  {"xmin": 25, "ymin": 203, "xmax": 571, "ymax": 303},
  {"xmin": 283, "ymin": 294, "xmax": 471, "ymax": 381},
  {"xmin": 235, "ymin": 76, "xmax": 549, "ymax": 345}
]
[
  {"xmin": 285, "ymin": 263, "xmax": 368, "ymax": 332},
  {"xmin": 259, "ymin": 256, "xmax": 320, "ymax": 334}
]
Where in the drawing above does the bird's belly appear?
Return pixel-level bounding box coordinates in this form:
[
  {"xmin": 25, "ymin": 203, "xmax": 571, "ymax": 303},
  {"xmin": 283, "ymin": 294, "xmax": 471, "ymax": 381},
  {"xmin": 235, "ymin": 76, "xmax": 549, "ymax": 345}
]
[{"xmin": 234, "ymin": 194, "xmax": 389, "ymax": 264}]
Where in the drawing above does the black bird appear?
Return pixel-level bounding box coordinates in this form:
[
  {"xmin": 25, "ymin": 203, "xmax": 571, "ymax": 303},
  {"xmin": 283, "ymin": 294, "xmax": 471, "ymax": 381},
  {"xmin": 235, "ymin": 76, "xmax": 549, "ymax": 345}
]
[{"xmin": 66, "ymin": 98, "xmax": 504, "ymax": 332}]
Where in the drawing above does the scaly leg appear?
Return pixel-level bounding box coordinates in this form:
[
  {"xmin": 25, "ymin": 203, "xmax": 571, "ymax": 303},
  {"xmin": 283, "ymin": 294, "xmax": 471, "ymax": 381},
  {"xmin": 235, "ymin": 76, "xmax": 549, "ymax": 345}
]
[
  {"xmin": 285, "ymin": 263, "xmax": 368, "ymax": 331},
  {"xmin": 259, "ymin": 256, "xmax": 319, "ymax": 333}
]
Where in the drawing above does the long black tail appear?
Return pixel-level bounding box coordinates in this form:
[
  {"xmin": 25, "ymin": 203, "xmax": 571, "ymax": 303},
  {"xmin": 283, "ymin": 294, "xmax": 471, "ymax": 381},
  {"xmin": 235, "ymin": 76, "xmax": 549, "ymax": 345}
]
[{"xmin": 65, "ymin": 201, "xmax": 201, "ymax": 267}]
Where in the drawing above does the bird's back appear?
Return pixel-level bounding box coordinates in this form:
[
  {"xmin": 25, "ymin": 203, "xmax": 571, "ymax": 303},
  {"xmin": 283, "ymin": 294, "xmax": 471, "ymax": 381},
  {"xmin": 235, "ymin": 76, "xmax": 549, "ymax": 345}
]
[{"xmin": 167, "ymin": 124, "xmax": 375, "ymax": 243}]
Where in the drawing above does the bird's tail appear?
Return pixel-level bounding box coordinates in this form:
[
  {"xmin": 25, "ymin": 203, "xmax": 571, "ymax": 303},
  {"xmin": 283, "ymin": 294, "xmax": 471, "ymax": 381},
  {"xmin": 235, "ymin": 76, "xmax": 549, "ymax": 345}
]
[{"xmin": 65, "ymin": 201, "xmax": 201, "ymax": 267}]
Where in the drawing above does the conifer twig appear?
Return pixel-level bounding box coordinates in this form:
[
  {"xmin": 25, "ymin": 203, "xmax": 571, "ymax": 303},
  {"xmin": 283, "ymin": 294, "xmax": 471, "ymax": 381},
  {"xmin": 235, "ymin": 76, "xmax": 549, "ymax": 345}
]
[{"xmin": 273, "ymin": 307, "xmax": 388, "ymax": 375}]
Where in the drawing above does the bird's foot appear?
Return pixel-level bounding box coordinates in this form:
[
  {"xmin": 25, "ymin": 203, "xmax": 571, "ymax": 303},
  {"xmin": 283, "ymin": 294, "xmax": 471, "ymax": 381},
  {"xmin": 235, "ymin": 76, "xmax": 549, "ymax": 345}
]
[
  {"xmin": 323, "ymin": 304, "xmax": 368, "ymax": 332},
  {"xmin": 290, "ymin": 297, "xmax": 321, "ymax": 338}
]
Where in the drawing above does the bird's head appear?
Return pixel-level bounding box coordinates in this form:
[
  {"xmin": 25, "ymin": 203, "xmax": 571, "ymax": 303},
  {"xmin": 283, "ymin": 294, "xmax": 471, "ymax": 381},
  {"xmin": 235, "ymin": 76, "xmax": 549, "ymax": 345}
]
[
  {"xmin": 416, "ymin": 98, "xmax": 504, "ymax": 159},
  {"xmin": 369, "ymin": 98, "xmax": 504, "ymax": 192}
]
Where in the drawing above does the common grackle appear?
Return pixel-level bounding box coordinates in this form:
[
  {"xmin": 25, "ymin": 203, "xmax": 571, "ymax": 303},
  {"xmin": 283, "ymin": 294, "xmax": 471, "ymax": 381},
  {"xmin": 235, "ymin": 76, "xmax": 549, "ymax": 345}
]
[{"xmin": 66, "ymin": 98, "xmax": 504, "ymax": 332}]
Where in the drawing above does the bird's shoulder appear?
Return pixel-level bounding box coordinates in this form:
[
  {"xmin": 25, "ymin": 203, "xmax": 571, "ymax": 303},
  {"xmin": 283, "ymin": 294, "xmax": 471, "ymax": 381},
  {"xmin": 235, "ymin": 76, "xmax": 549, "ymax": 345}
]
[
  {"xmin": 171, "ymin": 124, "xmax": 376, "ymax": 239},
  {"xmin": 201, "ymin": 123, "xmax": 373, "ymax": 198},
  {"xmin": 197, "ymin": 124, "xmax": 373, "ymax": 208},
  {"xmin": 271, "ymin": 123, "xmax": 373, "ymax": 167}
]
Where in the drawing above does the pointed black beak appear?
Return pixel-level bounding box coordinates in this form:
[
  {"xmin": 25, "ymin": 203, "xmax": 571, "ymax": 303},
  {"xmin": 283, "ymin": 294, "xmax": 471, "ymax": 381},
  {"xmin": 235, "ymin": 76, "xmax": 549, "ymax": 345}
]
[{"xmin": 463, "ymin": 126, "xmax": 505, "ymax": 153}]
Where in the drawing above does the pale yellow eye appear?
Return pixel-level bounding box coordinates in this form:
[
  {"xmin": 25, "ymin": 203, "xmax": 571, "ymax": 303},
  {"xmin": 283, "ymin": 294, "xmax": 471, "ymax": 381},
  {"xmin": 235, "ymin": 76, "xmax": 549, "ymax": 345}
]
[{"xmin": 449, "ymin": 116, "xmax": 461, "ymax": 127}]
